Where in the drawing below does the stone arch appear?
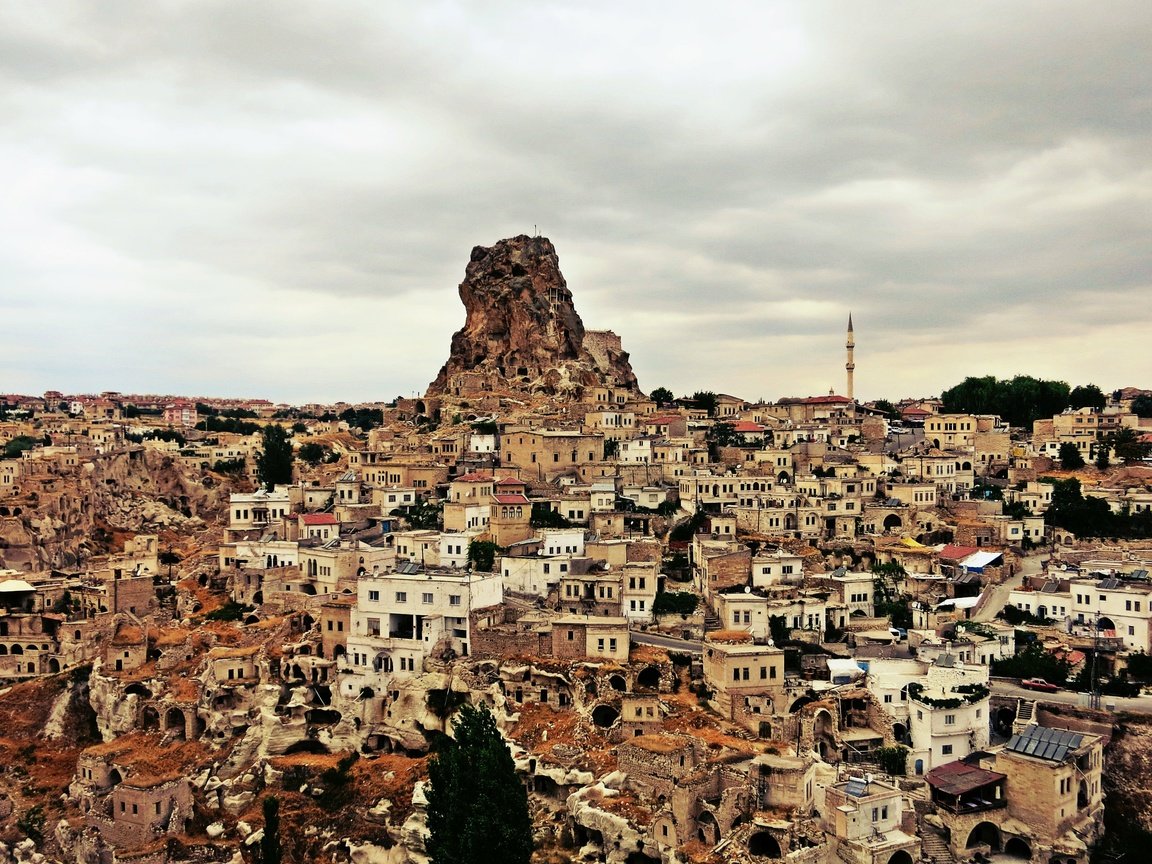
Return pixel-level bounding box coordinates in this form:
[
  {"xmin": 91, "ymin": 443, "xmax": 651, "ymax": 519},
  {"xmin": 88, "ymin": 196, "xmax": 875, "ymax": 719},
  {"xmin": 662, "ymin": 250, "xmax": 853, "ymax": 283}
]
[
  {"xmin": 252, "ymin": 591, "xmax": 263, "ymax": 604},
  {"xmin": 333, "ymin": 645, "xmax": 346, "ymax": 659},
  {"xmin": 125, "ymin": 682, "xmax": 153, "ymax": 699},
  {"xmin": 165, "ymin": 707, "xmax": 187, "ymax": 740},
  {"xmin": 883, "ymin": 514, "xmax": 903, "ymax": 530},
  {"xmin": 886, "ymin": 852, "xmax": 914, "ymax": 864},
  {"xmin": 0, "ymin": 645, "xmax": 7, "ymax": 655},
  {"xmin": 592, "ymin": 704, "xmax": 619, "ymax": 728},
  {"xmin": 140, "ymin": 706, "xmax": 160, "ymax": 730},
  {"xmin": 748, "ymin": 830, "xmax": 781, "ymax": 857},
  {"xmin": 608, "ymin": 674, "xmax": 627, "ymax": 692},
  {"xmin": 777, "ymin": 471, "xmax": 790, "ymax": 485},
  {"xmin": 284, "ymin": 739, "xmax": 329, "ymax": 755},
  {"xmin": 108, "ymin": 768, "xmax": 123, "ymax": 786},
  {"xmin": 1004, "ymin": 837, "xmax": 1031, "ymax": 859},
  {"xmin": 892, "ymin": 722, "xmax": 907, "ymax": 743},
  {"xmin": 913, "ymin": 758, "xmax": 924, "ymax": 775},
  {"xmin": 48, "ymin": 657, "xmax": 60, "ymax": 673},
  {"xmin": 636, "ymin": 665, "xmax": 661, "ymax": 690},
  {"xmin": 789, "ymin": 696, "xmax": 814, "ymax": 713},
  {"xmin": 1097, "ymin": 617, "xmax": 1115, "ymax": 632},
  {"xmin": 966, "ymin": 821, "xmax": 1001, "ymax": 851},
  {"xmin": 961, "ymin": 461, "xmax": 972, "ymax": 471},
  {"xmin": 696, "ymin": 810, "xmax": 720, "ymax": 845},
  {"xmin": 996, "ymin": 705, "xmax": 1017, "ymax": 735},
  {"xmin": 10, "ymin": 644, "xmax": 22, "ymax": 655}
]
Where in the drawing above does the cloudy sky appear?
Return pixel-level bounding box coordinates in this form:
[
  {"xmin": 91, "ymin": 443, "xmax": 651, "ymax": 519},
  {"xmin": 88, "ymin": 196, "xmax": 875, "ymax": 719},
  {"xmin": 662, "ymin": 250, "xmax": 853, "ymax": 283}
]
[{"xmin": 2, "ymin": 2, "xmax": 1149, "ymax": 405}]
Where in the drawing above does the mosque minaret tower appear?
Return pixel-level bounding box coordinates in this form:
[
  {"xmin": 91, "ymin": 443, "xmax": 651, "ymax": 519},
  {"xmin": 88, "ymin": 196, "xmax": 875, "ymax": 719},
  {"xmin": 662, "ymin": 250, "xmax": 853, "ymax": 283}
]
[{"xmin": 846, "ymin": 313, "xmax": 855, "ymax": 401}]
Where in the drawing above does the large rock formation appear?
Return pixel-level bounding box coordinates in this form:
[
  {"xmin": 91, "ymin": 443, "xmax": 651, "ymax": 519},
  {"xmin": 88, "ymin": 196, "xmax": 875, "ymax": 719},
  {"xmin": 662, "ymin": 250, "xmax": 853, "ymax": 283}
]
[{"xmin": 427, "ymin": 236, "xmax": 640, "ymax": 400}]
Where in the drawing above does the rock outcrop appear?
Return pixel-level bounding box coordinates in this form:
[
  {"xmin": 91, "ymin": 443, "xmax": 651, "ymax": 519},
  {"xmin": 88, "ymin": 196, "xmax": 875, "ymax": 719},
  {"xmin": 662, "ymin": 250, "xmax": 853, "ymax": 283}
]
[{"xmin": 427, "ymin": 235, "xmax": 640, "ymax": 400}]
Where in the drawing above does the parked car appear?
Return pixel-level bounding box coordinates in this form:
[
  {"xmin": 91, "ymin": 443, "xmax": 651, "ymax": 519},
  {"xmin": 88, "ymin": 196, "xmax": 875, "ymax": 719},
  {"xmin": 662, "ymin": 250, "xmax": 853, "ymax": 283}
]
[{"xmin": 1021, "ymin": 677, "xmax": 1060, "ymax": 693}]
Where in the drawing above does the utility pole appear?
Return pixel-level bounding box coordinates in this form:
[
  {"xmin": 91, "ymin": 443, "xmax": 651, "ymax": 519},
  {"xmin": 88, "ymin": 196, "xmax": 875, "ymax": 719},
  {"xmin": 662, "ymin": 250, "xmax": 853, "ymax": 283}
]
[{"xmin": 1089, "ymin": 609, "xmax": 1101, "ymax": 710}]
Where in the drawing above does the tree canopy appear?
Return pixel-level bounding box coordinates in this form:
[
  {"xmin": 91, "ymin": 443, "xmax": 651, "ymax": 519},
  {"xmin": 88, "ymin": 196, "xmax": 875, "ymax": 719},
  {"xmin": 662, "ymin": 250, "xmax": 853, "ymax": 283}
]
[
  {"xmin": 256, "ymin": 425, "xmax": 294, "ymax": 488},
  {"xmin": 691, "ymin": 390, "xmax": 718, "ymax": 417},
  {"xmin": 1058, "ymin": 442, "xmax": 1085, "ymax": 470},
  {"xmin": 426, "ymin": 704, "xmax": 532, "ymax": 864},
  {"xmin": 1068, "ymin": 384, "xmax": 1107, "ymax": 410},
  {"xmin": 1130, "ymin": 394, "xmax": 1152, "ymax": 418},
  {"xmin": 649, "ymin": 386, "xmax": 674, "ymax": 407},
  {"xmin": 939, "ymin": 375, "xmax": 1070, "ymax": 428}
]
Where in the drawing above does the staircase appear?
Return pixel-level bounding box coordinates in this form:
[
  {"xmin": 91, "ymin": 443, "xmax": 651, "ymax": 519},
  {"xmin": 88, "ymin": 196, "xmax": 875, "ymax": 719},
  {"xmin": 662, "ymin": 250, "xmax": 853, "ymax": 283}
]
[
  {"xmin": 1014, "ymin": 698, "xmax": 1036, "ymax": 733},
  {"xmin": 918, "ymin": 814, "xmax": 956, "ymax": 864},
  {"xmin": 703, "ymin": 610, "xmax": 722, "ymax": 632}
]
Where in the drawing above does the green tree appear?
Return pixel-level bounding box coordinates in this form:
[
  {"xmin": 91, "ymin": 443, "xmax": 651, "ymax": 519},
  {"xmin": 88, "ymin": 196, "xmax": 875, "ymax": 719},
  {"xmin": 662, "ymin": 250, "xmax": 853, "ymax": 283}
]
[
  {"xmin": 649, "ymin": 386, "xmax": 674, "ymax": 407},
  {"xmin": 298, "ymin": 441, "xmax": 328, "ymax": 466},
  {"xmin": 426, "ymin": 704, "xmax": 532, "ymax": 864},
  {"xmin": 256, "ymin": 425, "xmax": 294, "ymax": 488},
  {"xmin": 940, "ymin": 375, "xmax": 1070, "ymax": 428},
  {"xmin": 691, "ymin": 390, "xmax": 719, "ymax": 417},
  {"xmin": 1069, "ymin": 384, "xmax": 1107, "ymax": 410},
  {"xmin": 872, "ymin": 399, "xmax": 898, "ymax": 419},
  {"xmin": 2, "ymin": 435, "xmax": 40, "ymax": 459},
  {"xmin": 1094, "ymin": 443, "xmax": 1111, "ymax": 471},
  {"xmin": 1108, "ymin": 427, "xmax": 1151, "ymax": 463},
  {"xmin": 467, "ymin": 540, "xmax": 503, "ymax": 573},
  {"xmin": 1058, "ymin": 442, "xmax": 1085, "ymax": 470},
  {"xmin": 1130, "ymin": 394, "xmax": 1152, "ymax": 418},
  {"xmin": 261, "ymin": 796, "xmax": 282, "ymax": 864}
]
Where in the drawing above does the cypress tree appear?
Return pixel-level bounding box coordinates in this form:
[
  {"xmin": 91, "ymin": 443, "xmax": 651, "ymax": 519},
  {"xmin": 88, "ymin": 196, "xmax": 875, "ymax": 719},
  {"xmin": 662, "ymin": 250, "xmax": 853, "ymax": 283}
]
[{"xmin": 425, "ymin": 704, "xmax": 532, "ymax": 864}]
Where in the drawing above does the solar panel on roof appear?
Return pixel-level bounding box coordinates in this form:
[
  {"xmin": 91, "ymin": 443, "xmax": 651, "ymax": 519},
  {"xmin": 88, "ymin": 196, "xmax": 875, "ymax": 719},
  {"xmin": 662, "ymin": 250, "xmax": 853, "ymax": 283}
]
[
  {"xmin": 1132, "ymin": 569, "xmax": 1148, "ymax": 580},
  {"xmin": 1098, "ymin": 578, "xmax": 1121, "ymax": 590},
  {"xmin": 1039, "ymin": 583, "xmax": 1059, "ymax": 593},
  {"xmin": 845, "ymin": 779, "xmax": 868, "ymax": 797},
  {"xmin": 1005, "ymin": 725, "xmax": 1083, "ymax": 762}
]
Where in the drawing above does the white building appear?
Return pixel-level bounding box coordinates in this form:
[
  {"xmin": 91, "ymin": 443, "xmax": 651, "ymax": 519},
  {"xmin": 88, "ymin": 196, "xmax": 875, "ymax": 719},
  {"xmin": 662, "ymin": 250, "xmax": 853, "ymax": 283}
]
[
  {"xmin": 342, "ymin": 564, "xmax": 503, "ymax": 697},
  {"xmin": 907, "ymin": 658, "xmax": 990, "ymax": 775}
]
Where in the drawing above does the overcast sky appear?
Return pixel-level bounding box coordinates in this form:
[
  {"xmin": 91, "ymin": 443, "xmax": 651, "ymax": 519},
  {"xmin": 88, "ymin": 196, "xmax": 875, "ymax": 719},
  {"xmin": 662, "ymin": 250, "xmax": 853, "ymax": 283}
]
[{"xmin": 2, "ymin": 2, "xmax": 1149, "ymax": 405}]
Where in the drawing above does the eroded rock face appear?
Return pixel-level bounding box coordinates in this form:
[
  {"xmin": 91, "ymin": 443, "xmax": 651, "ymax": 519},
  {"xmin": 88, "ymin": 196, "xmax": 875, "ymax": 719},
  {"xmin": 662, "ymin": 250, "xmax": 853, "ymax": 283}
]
[{"xmin": 427, "ymin": 236, "xmax": 639, "ymax": 400}]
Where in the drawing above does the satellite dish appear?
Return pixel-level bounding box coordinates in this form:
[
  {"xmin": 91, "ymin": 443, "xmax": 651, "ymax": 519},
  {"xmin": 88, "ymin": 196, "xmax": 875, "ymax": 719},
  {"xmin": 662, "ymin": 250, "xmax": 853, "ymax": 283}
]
[
  {"xmin": 744, "ymin": 585, "xmax": 751, "ymax": 594},
  {"xmin": 865, "ymin": 772, "xmax": 874, "ymax": 785}
]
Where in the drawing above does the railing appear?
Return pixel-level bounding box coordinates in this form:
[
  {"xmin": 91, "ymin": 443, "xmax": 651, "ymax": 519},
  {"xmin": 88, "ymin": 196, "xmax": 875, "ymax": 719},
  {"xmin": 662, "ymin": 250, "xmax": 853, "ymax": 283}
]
[{"xmin": 934, "ymin": 797, "xmax": 1007, "ymax": 815}]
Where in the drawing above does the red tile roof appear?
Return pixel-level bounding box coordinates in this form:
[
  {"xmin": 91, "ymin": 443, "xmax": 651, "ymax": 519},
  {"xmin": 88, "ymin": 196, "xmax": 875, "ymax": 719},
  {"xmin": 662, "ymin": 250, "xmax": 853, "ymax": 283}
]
[
  {"xmin": 496, "ymin": 477, "xmax": 524, "ymax": 486},
  {"xmin": 454, "ymin": 472, "xmax": 492, "ymax": 482},
  {"xmin": 301, "ymin": 513, "xmax": 338, "ymax": 525},
  {"xmin": 939, "ymin": 544, "xmax": 981, "ymax": 561},
  {"xmin": 926, "ymin": 760, "xmax": 1006, "ymax": 795},
  {"xmin": 493, "ymin": 494, "xmax": 530, "ymax": 504},
  {"xmin": 732, "ymin": 421, "xmax": 765, "ymax": 433}
]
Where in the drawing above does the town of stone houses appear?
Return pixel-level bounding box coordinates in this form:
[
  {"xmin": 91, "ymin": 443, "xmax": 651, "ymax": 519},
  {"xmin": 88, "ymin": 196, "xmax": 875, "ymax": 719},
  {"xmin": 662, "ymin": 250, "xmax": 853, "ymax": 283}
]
[{"xmin": 4, "ymin": 235, "xmax": 1152, "ymax": 864}]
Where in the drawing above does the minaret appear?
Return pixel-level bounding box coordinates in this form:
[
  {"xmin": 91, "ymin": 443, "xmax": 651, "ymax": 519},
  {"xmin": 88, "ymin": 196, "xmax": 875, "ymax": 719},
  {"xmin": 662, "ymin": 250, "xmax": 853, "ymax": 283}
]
[{"xmin": 845, "ymin": 313, "xmax": 855, "ymax": 400}]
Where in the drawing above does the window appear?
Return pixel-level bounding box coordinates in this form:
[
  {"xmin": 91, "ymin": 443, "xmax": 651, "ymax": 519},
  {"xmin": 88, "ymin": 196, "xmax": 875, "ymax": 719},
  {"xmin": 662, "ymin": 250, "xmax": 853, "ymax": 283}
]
[
  {"xmin": 567, "ymin": 629, "xmax": 574, "ymax": 641},
  {"xmin": 449, "ymin": 595, "xmax": 461, "ymax": 606},
  {"xmin": 884, "ymin": 694, "xmax": 893, "ymax": 703},
  {"xmin": 944, "ymin": 714, "xmax": 956, "ymax": 726},
  {"xmin": 423, "ymin": 592, "xmax": 434, "ymax": 604},
  {"xmin": 368, "ymin": 590, "xmax": 380, "ymax": 602},
  {"xmin": 942, "ymin": 744, "xmax": 953, "ymax": 755},
  {"xmin": 609, "ymin": 638, "xmax": 617, "ymax": 652},
  {"xmin": 395, "ymin": 592, "xmax": 407, "ymax": 603},
  {"xmin": 597, "ymin": 638, "xmax": 605, "ymax": 652}
]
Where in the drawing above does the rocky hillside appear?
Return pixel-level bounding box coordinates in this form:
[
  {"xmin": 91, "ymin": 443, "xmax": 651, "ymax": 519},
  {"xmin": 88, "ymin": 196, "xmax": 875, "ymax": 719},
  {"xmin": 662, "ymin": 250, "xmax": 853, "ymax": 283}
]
[
  {"xmin": 427, "ymin": 235, "xmax": 640, "ymax": 400},
  {"xmin": 0, "ymin": 448, "xmax": 230, "ymax": 571}
]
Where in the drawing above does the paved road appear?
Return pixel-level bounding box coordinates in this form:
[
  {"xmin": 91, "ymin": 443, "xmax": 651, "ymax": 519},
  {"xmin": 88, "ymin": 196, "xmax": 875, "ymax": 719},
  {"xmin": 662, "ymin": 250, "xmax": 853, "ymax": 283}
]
[
  {"xmin": 971, "ymin": 553, "xmax": 1047, "ymax": 623},
  {"xmin": 631, "ymin": 631, "xmax": 704, "ymax": 654},
  {"xmin": 991, "ymin": 679, "xmax": 1152, "ymax": 714}
]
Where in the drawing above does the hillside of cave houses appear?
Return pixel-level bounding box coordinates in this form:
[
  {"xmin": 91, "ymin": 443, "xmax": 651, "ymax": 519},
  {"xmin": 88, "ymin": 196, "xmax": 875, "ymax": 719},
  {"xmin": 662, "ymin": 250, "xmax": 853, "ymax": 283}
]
[{"xmin": 3, "ymin": 386, "xmax": 1152, "ymax": 864}]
